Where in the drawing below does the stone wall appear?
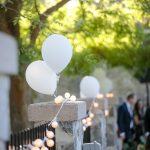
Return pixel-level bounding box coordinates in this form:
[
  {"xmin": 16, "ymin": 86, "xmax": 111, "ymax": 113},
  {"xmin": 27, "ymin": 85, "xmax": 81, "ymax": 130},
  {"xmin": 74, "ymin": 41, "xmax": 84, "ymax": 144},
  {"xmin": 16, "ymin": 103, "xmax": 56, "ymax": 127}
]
[{"xmin": 0, "ymin": 32, "xmax": 18, "ymax": 150}]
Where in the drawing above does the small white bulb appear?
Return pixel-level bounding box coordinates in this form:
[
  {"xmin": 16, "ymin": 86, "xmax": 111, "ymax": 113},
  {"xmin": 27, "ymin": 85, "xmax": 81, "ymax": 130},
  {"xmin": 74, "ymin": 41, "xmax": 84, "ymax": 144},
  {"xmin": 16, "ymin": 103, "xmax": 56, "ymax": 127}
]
[
  {"xmin": 65, "ymin": 92, "xmax": 70, "ymax": 99},
  {"xmin": 97, "ymin": 94, "xmax": 104, "ymax": 99},
  {"xmin": 46, "ymin": 131, "xmax": 55, "ymax": 139},
  {"xmin": 86, "ymin": 117, "xmax": 92, "ymax": 122},
  {"xmin": 41, "ymin": 146, "xmax": 48, "ymax": 150},
  {"xmin": 89, "ymin": 113, "xmax": 94, "ymax": 118},
  {"xmin": 51, "ymin": 121, "xmax": 59, "ymax": 128},
  {"xmin": 54, "ymin": 96, "xmax": 63, "ymax": 104},
  {"xmin": 70, "ymin": 95, "xmax": 76, "ymax": 101},
  {"xmin": 82, "ymin": 119, "xmax": 87, "ymax": 124},
  {"xmin": 33, "ymin": 139, "xmax": 43, "ymax": 147},
  {"xmin": 105, "ymin": 110, "xmax": 109, "ymax": 116},
  {"xmin": 83, "ymin": 126, "xmax": 86, "ymax": 131},
  {"xmin": 106, "ymin": 93, "xmax": 110, "ymax": 98},
  {"xmin": 93, "ymin": 102, "xmax": 99, "ymax": 108},
  {"xmin": 31, "ymin": 147, "xmax": 40, "ymax": 150},
  {"xmin": 47, "ymin": 139, "xmax": 55, "ymax": 147},
  {"xmin": 109, "ymin": 93, "xmax": 114, "ymax": 98},
  {"xmin": 87, "ymin": 121, "xmax": 92, "ymax": 126}
]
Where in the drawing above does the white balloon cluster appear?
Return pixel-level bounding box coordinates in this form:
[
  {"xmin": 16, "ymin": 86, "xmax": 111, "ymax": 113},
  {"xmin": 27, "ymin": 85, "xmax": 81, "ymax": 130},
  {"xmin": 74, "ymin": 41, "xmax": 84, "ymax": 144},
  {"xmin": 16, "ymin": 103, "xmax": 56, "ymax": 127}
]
[
  {"xmin": 80, "ymin": 76, "xmax": 100, "ymax": 98},
  {"xmin": 42, "ymin": 35, "xmax": 72, "ymax": 74},
  {"xmin": 25, "ymin": 34, "xmax": 73, "ymax": 95},
  {"xmin": 79, "ymin": 75, "xmax": 114, "ymax": 130},
  {"xmin": 79, "ymin": 76, "xmax": 100, "ymax": 130},
  {"xmin": 25, "ymin": 34, "xmax": 73, "ymax": 149}
]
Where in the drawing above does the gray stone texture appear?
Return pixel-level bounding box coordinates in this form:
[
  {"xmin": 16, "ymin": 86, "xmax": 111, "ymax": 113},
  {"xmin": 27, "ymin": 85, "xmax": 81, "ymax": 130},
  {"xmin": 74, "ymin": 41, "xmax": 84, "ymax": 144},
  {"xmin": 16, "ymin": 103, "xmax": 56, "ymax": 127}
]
[{"xmin": 28, "ymin": 101, "xmax": 86, "ymax": 122}]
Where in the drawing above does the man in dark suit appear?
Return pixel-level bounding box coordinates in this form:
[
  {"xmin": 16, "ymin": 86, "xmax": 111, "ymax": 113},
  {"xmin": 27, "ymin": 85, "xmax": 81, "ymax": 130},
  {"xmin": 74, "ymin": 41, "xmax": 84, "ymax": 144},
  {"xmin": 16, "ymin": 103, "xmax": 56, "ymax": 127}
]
[
  {"xmin": 145, "ymin": 106, "xmax": 150, "ymax": 133},
  {"xmin": 145, "ymin": 106, "xmax": 150, "ymax": 149},
  {"xmin": 117, "ymin": 93, "xmax": 137, "ymax": 143}
]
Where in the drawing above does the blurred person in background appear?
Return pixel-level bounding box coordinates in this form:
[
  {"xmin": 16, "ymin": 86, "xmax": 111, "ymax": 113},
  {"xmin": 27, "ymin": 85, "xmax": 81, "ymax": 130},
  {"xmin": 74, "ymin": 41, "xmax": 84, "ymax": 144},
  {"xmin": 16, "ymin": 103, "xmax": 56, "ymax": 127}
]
[
  {"xmin": 117, "ymin": 93, "xmax": 137, "ymax": 148},
  {"xmin": 133, "ymin": 99, "xmax": 144, "ymax": 145},
  {"xmin": 145, "ymin": 106, "xmax": 150, "ymax": 135},
  {"xmin": 145, "ymin": 106, "xmax": 150, "ymax": 150}
]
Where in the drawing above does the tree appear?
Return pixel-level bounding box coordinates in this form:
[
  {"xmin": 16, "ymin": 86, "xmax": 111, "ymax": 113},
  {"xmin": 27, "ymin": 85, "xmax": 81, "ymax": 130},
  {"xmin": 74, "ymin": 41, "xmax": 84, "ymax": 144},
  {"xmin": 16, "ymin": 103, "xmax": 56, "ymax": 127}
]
[
  {"xmin": 0, "ymin": 0, "xmax": 149, "ymax": 131},
  {"xmin": 0, "ymin": 0, "xmax": 71, "ymax": 132}
]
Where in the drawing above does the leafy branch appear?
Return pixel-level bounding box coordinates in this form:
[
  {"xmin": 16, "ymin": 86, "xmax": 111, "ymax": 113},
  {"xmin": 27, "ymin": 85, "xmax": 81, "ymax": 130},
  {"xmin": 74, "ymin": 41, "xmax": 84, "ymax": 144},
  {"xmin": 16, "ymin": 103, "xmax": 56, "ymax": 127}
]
[{"xmin": 30, "ymin": 0, "xmax": 70, "ymax": 43}]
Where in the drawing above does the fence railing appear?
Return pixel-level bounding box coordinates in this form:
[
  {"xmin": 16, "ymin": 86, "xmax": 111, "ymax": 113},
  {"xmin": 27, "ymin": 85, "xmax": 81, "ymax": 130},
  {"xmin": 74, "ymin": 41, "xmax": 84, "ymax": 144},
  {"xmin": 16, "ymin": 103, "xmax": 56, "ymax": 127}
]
[{"xmin": 6, "ymin": 123, "xmax": 55, "ymax": 150}]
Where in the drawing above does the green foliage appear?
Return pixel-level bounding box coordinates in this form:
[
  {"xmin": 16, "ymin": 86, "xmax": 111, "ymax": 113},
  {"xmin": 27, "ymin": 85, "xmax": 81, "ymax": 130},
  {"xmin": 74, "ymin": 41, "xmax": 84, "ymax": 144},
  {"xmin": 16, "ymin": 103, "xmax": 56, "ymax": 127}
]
[
  {"xmin": 3, "ymin": 0, "xmax": 150, "ymax": 78},
  {"xmin": 135, "ymin": 0, "xmax": 150, "ymax": 13},
  {"xmin": 66, "ymin": 49, "xmax": 101, "ymax": 75}
]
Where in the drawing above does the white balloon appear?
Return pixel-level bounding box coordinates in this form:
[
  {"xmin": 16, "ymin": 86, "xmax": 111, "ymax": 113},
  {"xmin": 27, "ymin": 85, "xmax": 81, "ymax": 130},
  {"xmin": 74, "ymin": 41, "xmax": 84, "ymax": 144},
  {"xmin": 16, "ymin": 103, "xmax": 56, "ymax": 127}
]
[
  {"xmin": 42, "ymin": 34, "xmax": 72, "ymax": 74},
  {"xmin": 80, "ymin": 76, "xmax": 100, "ymax": 98},
  {"xmin": 25, "ymin": 60, "xmax": 57, "ymax": 95},
  {"xmin": 80, "ymin": 92, "xmax": 86, "ymax": 98}
]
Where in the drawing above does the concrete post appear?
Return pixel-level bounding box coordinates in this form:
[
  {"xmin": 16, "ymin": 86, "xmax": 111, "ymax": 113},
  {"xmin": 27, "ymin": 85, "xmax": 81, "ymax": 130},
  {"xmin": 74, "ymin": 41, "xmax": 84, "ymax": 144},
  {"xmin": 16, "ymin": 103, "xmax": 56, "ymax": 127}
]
[
  {"xmin": 28, "ymin": 101, "xmax": 86, "ymax": 150},
  {"xmin": 0, "ymin": 32, "xmax": 18, "ymax": 150},
  {"xmin": 78, "ymin": 98, "xmax": 107, "ymax": 149}
]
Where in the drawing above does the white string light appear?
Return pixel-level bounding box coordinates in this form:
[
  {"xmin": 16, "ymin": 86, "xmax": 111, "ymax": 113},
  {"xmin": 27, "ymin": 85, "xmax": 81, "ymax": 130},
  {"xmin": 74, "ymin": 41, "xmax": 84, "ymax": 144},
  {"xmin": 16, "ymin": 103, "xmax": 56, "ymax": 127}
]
[
  {"xmin": 46, "ymin": 130, "xmax": 55, "ymax": 139},
  {"xmin": 31, "ymin": 147, "xmax": 40, "ymax": 150},
  {"xmin": 105, "ymin": 92, "xmax": 114, "ymax": 98},
  {"xmin": 104, "ymin": 109, "xmax": 109, "ymax": 116},
  {"xmin": 26, "ymin": 93, "xmax": 75, "ymax": 150},
  {"xmin": 70, "ymin": 95, "xmax": 76, "ymax": 101},
  {"xmin": 41, "ymin": 146, "xmax": 48, "ymax": 150},
  {"xmin": 64, "ymin": 92, "xmax": 71, "ymax": 99},
  {"xmin": 86, "ymin": 117, "xmax": 92, "ymax": 122},
  {"xmin": 33, "ymin": 139, "xmax": 43, "ymax": 148},
  {"xmin": 96, "ymin": 93, "xmax": 104, "ymax": 99},
  {"xmin": 89, "ymin": 113, "xmax": 94, "ymax": 118},
  {"xmin": 51, "ymin": 121, "xmax": 59, "ymax": 128},
  {"xmin": 82, "ymin": 92, "xmax": 114, "ymax": 131},
  {"xmin": 46, "ymin": 139, "xmax": 55, "ymax": 147},
  {"xmin": 83, "ymin": 126, "xmax": 86, "ymax": 131},
  {"xmin": 82, "ymin": 119, "xmax": 87, "ymax": 124},
  {"xmin": 93, "ymin": 102, "xmax": 99, "ymax": 108},
  {"xmin": 26, "ymin": 91, "xmax": 114, "ymax": 149},
  {"xmin": 82, "ymin": 98, "xmax": 96, "ymax": 131},
  {"xmin": 54, "ymin": 95, "xmax": 64, "ymax": 104}
]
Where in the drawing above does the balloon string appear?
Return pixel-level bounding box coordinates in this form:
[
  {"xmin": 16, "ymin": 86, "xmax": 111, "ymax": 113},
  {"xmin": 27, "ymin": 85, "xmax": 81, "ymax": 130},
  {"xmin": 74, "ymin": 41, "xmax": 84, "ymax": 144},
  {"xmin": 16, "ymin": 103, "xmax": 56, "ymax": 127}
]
[
  {"xmin": 89, "ymin": 98, "xmax": 96, "ymax": 113},
  {"xmin": 25, "ymin": 98, "xmax": 68, "ymax": 149},
  {"xmin": 54, "ymin": 74, "xmax": 60, "ymax": 97},
  {"xmin": 48, "ymin": 99, "xmax": 68, "ymax": 127}
]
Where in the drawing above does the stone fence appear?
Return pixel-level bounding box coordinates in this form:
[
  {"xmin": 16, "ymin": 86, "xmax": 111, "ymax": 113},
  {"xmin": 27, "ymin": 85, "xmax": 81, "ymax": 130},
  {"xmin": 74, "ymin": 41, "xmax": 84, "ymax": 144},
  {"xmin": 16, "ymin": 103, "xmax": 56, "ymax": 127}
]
[
  {"xmin": 28, "ymin": 98, "xmax": 108, "ymax": 150},
  {"xmin": 0, "ymin": 33, "xmax": 18, "ymax": 150}
]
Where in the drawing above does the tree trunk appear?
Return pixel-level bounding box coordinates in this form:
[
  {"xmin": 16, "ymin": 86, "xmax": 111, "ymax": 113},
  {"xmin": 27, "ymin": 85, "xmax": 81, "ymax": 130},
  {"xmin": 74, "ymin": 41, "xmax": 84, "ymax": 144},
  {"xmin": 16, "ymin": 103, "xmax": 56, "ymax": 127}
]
[
  {"xmin": 10, "ymin": 76, "xmax": 32, "ymax": 132},
  {"xmin": 0, "ymin": 0, "xmax": 70, "ymax": 133},
  {"xmin": 0, "ymin": 0, "xmax": 32, "ymax": 133}
]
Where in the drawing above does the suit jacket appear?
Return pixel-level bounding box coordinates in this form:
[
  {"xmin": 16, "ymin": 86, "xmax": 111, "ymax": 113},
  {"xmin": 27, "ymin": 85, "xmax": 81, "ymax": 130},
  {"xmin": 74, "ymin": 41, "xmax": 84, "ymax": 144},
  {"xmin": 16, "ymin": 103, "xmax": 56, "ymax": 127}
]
[
  {"xmin": 117, "ymin": 102, "xmax": 133, "ymax": 141},
  {"xmin": 145, "ymin": 107, "xmax": 150, "ymax": 132}
]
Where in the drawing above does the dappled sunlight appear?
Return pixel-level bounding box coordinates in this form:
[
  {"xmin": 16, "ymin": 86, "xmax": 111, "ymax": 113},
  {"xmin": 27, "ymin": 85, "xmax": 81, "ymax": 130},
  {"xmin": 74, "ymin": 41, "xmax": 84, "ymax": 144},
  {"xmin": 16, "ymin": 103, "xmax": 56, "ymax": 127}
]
[{"xmin": 0, "ymin": 0, "xmax": 150, "ymax": 150}]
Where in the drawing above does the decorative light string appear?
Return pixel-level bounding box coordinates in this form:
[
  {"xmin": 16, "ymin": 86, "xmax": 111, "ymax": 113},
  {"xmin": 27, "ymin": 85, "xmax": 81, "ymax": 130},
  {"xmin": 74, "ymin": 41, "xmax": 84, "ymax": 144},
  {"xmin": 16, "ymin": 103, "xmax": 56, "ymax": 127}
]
[
  {"xmin": 24, "ymin": 91, "xmax": 113, "ymax": 148},
  {"xmin": 82, "ymin": 92, "xmax": 114, "ymax": 131},
  {"xmin": 25, "ymin": 92, "xmax": 76, "ymax": 150}
]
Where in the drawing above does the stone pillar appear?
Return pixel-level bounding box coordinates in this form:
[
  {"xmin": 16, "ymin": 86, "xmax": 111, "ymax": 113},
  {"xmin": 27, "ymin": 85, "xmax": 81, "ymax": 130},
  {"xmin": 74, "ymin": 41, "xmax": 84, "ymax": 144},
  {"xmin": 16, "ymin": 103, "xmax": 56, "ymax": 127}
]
[
  {"xmin": 28, "ymin": 101, "xmax": 86, "ymax": 150},
  {"xmin": 90, "ymin": 103, "xmax": 107, "ymax": 150},
  {"xmin": 0, "ymin": 32, "xmax": 18, "ymax": 149},
  {"xmin": 0, "ymin": 76, "xmax": 10, "ymax": 140},
  {"xmin": 78, "ymin": 98, "xmax": 107, "ymax": 149}
]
